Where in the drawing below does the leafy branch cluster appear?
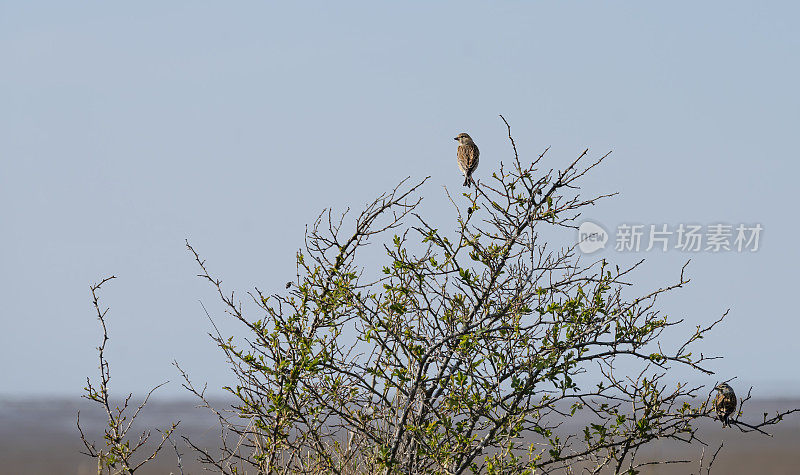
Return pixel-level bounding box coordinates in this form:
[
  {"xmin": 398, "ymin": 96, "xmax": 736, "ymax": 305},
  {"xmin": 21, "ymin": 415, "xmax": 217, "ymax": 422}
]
[
  {"xmin": 78, "ymin": 276, "xmax": 181, "ymax": 475},
  {"xmin": 80, "ymin": 117, "xmax": 798, "ymax": 474}
]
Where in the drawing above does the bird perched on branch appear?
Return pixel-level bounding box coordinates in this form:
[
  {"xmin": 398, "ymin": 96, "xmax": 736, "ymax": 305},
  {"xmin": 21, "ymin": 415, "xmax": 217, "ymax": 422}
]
[
  {"xmin": 713, "ymin": 383, "xmax": 737, "ymax": 428},
  {"xmin": 454, "ymin": 133, "xmax": 480, "ymax": 187}
]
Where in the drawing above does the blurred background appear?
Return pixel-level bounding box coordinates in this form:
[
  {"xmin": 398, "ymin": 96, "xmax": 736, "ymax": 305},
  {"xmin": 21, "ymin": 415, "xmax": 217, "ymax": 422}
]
[{"xmin": 1, "ymin": 1, "xmax": 798, "ymax": 473}]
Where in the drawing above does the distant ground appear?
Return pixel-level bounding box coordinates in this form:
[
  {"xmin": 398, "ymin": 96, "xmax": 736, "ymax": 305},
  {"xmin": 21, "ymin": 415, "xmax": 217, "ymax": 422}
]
[{"xmin": 1, "ymin": 397, "xmax": 798, "ymax": 474}]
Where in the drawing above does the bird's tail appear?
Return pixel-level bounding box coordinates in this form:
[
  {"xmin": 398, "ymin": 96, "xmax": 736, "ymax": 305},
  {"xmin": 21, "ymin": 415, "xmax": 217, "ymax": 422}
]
[{"xmin": 463, "ymin": 175, "xmax": 474, "ymax": 188}]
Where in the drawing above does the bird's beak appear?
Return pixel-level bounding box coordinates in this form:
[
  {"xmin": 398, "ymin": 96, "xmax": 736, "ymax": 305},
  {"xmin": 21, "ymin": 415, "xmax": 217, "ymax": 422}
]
[{"xmin": 453, "ymin": 137, "xmax": 458, "ymax": 141}]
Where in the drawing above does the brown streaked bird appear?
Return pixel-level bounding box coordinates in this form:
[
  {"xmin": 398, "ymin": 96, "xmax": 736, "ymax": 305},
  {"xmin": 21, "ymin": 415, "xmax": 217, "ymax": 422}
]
[
  {"xmin": 454, "ymin": 132, "xmax": 480, "ymax": 187},
  {"xmin": 713, "ymin": 383, "xmax": 737, "ymax": 428}
]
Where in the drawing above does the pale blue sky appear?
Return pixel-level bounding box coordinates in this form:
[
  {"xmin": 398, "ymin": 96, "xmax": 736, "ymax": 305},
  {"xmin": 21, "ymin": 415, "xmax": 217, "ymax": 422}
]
[{"xmin": 1, "ymin": 2, "xmax": 798, "ymax": 397}]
